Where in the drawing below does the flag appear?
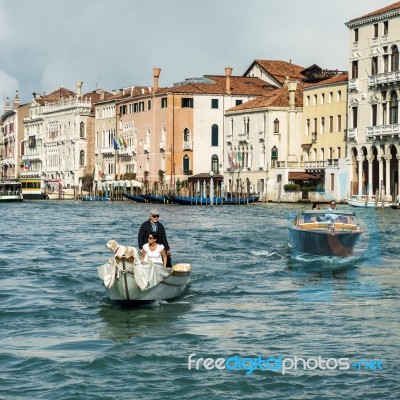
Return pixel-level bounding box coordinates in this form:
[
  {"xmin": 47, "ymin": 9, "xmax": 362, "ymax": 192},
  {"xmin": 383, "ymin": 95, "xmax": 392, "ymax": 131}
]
[
  {"xmin": 24, "ymin": 159, "xmax": 31, "ymax": 171},
  {"xmin": 228, "ymin": 151, "xmax": 235, "ymax": 171},
  {"xmin": 97, "ymin": 162, "xmax": 103, "ymax": 178},
  {"xmin": 236, "ymin": 151, "xmax": 242, "ymax": 170},
  {"xmin": 118, "ymin": 136, "xmax": 123, "ymax": 147},
  {"xmin": 122, "ymin": 135, "xmax": 128, "ymax": 148},
  {"xmin": 113, "ymin": 138, "xmax": 119, "ymax": 150}
]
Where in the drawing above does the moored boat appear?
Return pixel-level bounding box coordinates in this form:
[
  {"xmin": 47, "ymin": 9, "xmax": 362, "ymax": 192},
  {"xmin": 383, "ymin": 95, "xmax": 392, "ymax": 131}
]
[
  {"xmin": 169, "ymin": 195, "xmax": 224, "ymax": 205},
  {"xmin": 0, "ymin": 181, "xmax": 23, "ymax": 202},
  {"xmin": 288, "ymin": 210, "xmax": 363, "ymax": 257},
  {"xmin": 122, "ymin": 193, "xmax": 147, "ymax": 203},
  {"xmin": 19, "ymin": 177, "xmax": 47, "ymax": 199},
  {"xmin": 223, "ymin": 195, "xmax": 259, "ymax": 205},
  {"xmin": 169, "ymin": 195, "xmax": 259, "ymax": 205},
  {"xmin": 82, "ymin": 195, "xmax": 111, "ymax": 201},
  {"xmin": 98, "ymin": 257, "xmax": 192, "ymax": 303},
  {"xmin": 141, "ymin": 194, "xmax": 171, "ymax": 204},
  {"xmin": 345, "ymin": 194, "xmax": 390, "ymax": 208}
]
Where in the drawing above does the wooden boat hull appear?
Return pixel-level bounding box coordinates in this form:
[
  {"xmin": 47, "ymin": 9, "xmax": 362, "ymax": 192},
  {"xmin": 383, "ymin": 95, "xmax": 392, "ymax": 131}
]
[
  {"xmin": 288, "ymin": 210, "xmax": 363, "ymax": 257},
  {"xmin": 288, "ymin": 227, "xmax": 362, "ymax": 257},
  {"xmin": 99, "ymin": 262, "xmax": 191, "ymax": 302}
]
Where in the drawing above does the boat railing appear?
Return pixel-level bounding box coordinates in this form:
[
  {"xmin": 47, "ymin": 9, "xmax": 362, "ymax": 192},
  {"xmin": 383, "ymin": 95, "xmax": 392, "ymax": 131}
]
[{"xmin": 0, "ymin": 190, "xmax": 21, "ymax": 196}]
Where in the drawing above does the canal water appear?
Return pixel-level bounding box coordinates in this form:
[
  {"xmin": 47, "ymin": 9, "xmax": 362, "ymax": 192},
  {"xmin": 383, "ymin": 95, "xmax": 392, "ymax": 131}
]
[{"xmin": 1, "ymin": 200, "xmax": 399, "ymax": 399}]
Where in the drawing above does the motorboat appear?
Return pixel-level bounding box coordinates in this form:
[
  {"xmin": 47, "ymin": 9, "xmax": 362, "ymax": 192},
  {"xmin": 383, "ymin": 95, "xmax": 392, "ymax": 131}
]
[
  {"xmin": 288, "ymin": 210, "xmax": 363, "ymax": 257},
  {"xmin": 98, "ymin": 256, "xmax": 192, "ymax": 302},
  {"xmin": 0, "ymin": 181, "xmax": 23, "ymax": 202},
  {"xmin": 345, "ymin": 194, "xmax": 390, "ymax": 208}
]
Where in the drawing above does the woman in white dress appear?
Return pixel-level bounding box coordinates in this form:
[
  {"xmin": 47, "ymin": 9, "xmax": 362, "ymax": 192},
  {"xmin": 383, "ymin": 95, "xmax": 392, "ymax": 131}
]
[{"xmin": 141, "ymin": 232, "xmax": 167, "ymax": 267}]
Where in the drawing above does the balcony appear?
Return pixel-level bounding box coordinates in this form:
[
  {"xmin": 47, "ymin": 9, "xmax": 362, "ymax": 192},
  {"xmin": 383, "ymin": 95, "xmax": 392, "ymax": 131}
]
[
  {"xmin": 366, "ymin": 124, "xmax": 400, "ymax": 140},
  {"xmin": 275, "ymin": 160, "xmax": 327, "ymax": 169},
  {"xmin": 183, "ymin": 141, "xmax": 192, "ymax": 150},
  {"xmin": 368, "ymin": 71, "xmax": 400, "ymax": 87},
  {"xmin": 326, "ymin": 158, "xmax": 339, "ymax": 166},
  {"xmin": 348, "ymin": 78, "xmax": 359, "ymax": 91},
  {"xmin": 347, "ymin": 128, "xmax": 358, "ymax": 142}
]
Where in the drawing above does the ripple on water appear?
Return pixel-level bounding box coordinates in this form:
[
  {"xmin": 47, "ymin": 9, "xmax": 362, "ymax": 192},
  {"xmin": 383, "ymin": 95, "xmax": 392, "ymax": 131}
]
[{"xmin": 0, "ymin": 201, "xmax": 399, "ymax": 399}]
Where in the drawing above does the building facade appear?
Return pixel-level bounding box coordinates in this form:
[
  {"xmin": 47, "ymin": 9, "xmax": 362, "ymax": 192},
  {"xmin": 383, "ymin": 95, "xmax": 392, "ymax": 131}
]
[
  {"xmin": 302, "ymin": 73, "xmax": 348, "ymax": 201},
  {"xmin": 346, "ymin": 2, "xmax": 400, "ymax": 201}
]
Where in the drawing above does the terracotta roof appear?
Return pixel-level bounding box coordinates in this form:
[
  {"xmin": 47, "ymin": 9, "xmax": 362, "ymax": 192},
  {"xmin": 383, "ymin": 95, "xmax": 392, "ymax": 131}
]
[
  {"xmin": 350, "ymin": 1, "xmax": 400, "ymax": 21},
  {"xmin": 226, "ymin": 82, "xmax": 309, "ymax": 112},
  {"xmin": 157, "ymin": 75, "xmax": 275, "ymax": 96},
  {"xmin": 32, "ymin": 87, "xmax": 76, "ymax": 105},
  {"xmin": 244, "ymin": 60, "xmax": 306, "ymax": 84},
  {"xmin": 303, "ymin": 73, "xmax": 348, "ymax": 90}
]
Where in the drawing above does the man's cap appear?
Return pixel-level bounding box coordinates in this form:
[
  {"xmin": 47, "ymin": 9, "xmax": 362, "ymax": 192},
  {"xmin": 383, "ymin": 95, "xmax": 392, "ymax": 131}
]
[{"xmin": 149, "ymin": 208, "xmax": 160, "ymax": 216}]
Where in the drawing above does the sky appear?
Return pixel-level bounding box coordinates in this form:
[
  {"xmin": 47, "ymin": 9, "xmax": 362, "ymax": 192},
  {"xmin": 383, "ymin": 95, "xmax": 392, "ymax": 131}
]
[{"xmin": 0, "ymin": 0, "xmax": 394, "ymax": 104}]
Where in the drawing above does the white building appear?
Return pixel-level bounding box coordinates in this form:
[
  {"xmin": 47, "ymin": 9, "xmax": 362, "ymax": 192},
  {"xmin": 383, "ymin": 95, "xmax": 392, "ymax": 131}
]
[{"xmin": 346, "ymin": 2, "xmax": 400, "ymax": 201}]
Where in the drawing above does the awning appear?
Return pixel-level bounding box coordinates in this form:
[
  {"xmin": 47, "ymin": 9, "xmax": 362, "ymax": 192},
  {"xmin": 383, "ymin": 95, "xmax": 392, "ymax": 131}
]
[{"xmin": 288, "ymin": 171, "xmax": 318, "ymax": 181}]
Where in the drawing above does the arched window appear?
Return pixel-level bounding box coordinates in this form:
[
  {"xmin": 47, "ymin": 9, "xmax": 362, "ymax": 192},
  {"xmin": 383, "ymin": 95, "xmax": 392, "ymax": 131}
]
[
  {"xmin": 211, "ymin": 124, "xmax": 218, "ymax": 146},
  {"xmin": 271, "ymin": 146, "xmax": 278, "ymax": 167},
  {"xmin": 80, "ymin": 122, "xmax": 85, "ymax": 138},
  {"xmin": 390, "ymin": 91, "xmax": 398, "ymax": 124},
  {"xmin": 274, "ymin": 118, "xmax": 280, "ymax": 133},
  {"xmin": 211, "ymin": 155, "xmax": 219, "ymax": 173},
  {"xmin": 183, "ymin": 155, "xmax": 190, "ymax": 173},
  {"xmin": 80, "ymin": 150, "xmax": 85, "ymax": 166},
  {"xmin": 184, "ymin": 128, "xmax": 190, "ymax": 142},
  {"xmin": 391, "ymin": 45, "xmax": 399, "ymax": 71}
]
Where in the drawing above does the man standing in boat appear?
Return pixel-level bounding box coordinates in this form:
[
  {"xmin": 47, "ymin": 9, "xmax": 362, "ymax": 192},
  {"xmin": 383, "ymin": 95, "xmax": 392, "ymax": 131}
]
[{"xmin": 138, "ymin": 208, "xmax": 172, "ymax": 268}]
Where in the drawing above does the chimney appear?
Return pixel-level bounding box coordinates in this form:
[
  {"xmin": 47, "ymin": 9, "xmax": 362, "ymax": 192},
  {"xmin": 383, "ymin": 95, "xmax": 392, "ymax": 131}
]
[
  {"xmin": 100, "ymin": 90, "xmax": 105, "ymax": 101},
  {"xmin": 76, "ymin": 81, "xmax": 83, "ymax": 97},
  {"xmin": 288, "ymin": 81, "xmax": 298, "ymax": 109},
  {"xmin": 225, "ymin": 67, "xmax": 232, "ymax": 95},
  {"xmin": 4, "ymin": 97, "xmax": 10, "ymax": 112},
  {"xmin": 153, "ymin": 67, "xmax": 161, "ymax": 93},
  {"xmin": 13, "ymin": 90, "xmax": 20, "ymax": 109}
]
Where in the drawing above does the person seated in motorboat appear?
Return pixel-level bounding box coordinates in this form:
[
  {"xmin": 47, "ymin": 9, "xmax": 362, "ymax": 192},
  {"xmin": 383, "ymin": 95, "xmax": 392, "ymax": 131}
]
[
  {"xmin": 141, "ymin": 232, "xmax": 167, "ymax": 268},
  {"xmin": 309, "ymin": 203, "xmax": 322, "ymax": 222}
]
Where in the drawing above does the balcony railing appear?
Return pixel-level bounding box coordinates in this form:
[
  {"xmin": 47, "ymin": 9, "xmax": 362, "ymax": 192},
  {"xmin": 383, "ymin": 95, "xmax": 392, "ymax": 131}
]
[
  {"xmin": 366, "ymin": 124, "xmax": 400, "ymax": 139},
  {"xmin": 347, "ymin": 128, "xmax": 358, "ymax": 142},
  {"xmin": 368, "ymin": 70, "xmax": 400, "ymax": 87},
  {"xmin": 348, "ymin": 78, "xmax": 359, "ymax": 91},
  {"xmin": 276, "ymin": 160, "xmax": 327, "ymax": 169}
]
